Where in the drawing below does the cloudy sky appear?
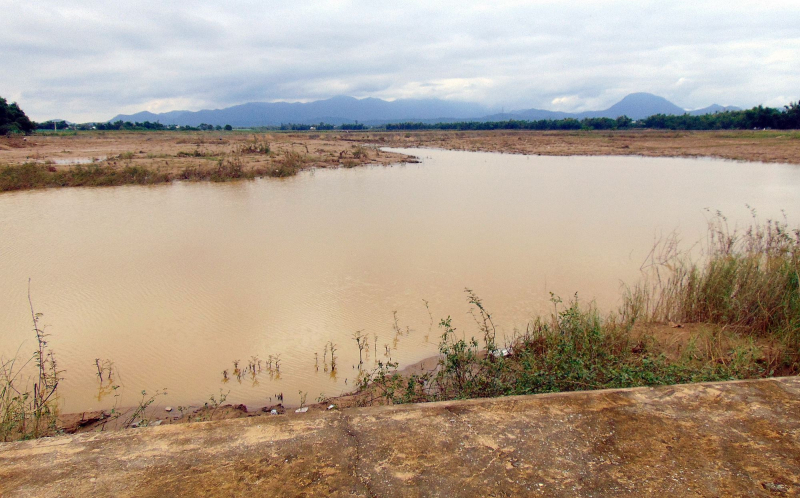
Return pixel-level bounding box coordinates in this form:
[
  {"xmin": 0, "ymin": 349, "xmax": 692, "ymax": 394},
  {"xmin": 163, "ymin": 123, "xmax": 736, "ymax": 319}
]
[{"xmin": 3, "ymin": 0, "xmax": 799, "ymax": 122}]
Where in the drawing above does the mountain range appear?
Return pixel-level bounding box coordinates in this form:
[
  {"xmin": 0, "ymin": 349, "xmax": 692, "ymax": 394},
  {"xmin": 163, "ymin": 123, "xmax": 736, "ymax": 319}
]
[{"xmin": 109, "ymin": 93, "xmax": 740, "ymax": 127}]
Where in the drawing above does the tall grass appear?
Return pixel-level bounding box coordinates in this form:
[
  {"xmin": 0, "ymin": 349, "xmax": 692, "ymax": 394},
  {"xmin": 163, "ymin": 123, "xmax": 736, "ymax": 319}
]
[
  {"xmin": 358, "ymin": 215, "xmax": 800, "ymax": 406},
  {"xmin": 625, "ymin": 211, "xmax": 799, "ymax": 347}
]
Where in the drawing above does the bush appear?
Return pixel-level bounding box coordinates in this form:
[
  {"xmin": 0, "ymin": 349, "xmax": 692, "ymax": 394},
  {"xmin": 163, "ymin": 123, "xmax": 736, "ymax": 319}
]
[{"xmin": 0, "ymin": 97, "xmax": 35, "ymax": 135}]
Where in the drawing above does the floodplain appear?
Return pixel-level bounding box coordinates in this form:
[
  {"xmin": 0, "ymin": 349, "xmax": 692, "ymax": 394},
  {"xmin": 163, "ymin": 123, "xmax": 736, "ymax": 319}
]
[{"xmin": 1, "ymin": 130, "xmax": 799, "ymax": 437}]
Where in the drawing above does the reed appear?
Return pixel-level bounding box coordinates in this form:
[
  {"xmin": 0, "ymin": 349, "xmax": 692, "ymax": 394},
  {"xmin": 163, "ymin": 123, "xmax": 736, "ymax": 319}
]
[
  {"xmin": 624, "ymin": 211, "xmax": 799, "ymax": 351},
  {"xmin": 357, "ymin": 215, "xmax": 800, "ymax": 406}
]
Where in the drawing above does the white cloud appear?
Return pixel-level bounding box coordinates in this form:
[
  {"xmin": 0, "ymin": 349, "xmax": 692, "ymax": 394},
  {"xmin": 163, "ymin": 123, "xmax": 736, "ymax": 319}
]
[{"xmin": 2, "ymin": 0, "xmax": 799, "ymax": 121}]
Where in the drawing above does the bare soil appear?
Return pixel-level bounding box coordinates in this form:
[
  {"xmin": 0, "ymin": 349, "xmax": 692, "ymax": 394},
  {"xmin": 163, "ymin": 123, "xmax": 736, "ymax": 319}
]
[
  {"xmin": 371, "ymin": 129, "xmax": 800, "ymax": 165},
  {"xmin": 0, "ymin": 131, "xmax": 412, "ymax": 179},
  {"xmin": 2, "ymin": 130, "xmax": 798, "ymax": 191}
]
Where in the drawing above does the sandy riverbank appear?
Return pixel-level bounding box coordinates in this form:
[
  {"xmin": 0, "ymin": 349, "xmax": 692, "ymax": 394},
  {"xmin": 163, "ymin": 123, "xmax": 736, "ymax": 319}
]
[{"xmin": 3, "ymin": 130, "xmax": 799, "ymax": 192}]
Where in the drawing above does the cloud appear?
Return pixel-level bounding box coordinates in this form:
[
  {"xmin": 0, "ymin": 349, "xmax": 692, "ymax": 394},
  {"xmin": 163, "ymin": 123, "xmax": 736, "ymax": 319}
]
[{"xmin": 2, "ymin": 0, "xmax": 799, "ymax": 121}]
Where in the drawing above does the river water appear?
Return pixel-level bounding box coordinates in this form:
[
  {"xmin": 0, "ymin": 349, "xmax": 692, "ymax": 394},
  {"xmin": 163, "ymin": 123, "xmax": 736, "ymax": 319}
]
[{"xmin": 1, "ymin": 148, "xmax": 798, "ymax": 412}]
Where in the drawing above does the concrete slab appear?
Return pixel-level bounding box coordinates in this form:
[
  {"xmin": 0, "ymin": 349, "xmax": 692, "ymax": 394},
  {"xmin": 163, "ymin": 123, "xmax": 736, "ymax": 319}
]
[{"xmin": 2, "ymin": 377, "xmax": 799, "ymax": 497}]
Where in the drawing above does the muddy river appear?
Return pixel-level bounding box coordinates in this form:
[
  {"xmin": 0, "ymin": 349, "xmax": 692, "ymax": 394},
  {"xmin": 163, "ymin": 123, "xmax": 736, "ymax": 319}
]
[{"xmin": 1, "ymin": 148, "xmax": 798, "ymax": 412}]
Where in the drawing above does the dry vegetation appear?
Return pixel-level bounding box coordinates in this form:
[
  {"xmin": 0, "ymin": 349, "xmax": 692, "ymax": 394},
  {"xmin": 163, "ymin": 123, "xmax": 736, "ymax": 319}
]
[
  {"xmin": 373, "ymin": 129, "xmax": 800, "ymax": 165},
  {"xmin": 2, "ymin": 129, "xmax": 799, "ymax": 192},
  {"xmin": 0, "ymin": 131, "xmax": 412, "ymax": 191}
]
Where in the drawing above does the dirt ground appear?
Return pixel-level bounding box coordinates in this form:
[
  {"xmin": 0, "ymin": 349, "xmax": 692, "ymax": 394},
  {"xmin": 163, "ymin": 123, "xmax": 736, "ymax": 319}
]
[
  {"xmin": 372, "ymin": 129, "xmax": 800, "ymax": 165},
  {"xmin": 0, "ymin": 131, "xmax": 413, "ymax": 176},
  {"xmin": 1, "ymin": 130, "xmax": 798, "ymax": 183},
  {"xmin": 4, "ymin": 377, "xmax": 799, "ymax": 497}
]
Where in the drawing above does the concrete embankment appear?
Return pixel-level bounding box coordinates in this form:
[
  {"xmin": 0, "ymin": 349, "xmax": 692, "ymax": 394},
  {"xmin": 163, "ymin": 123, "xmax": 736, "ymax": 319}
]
[{"xmin": 1, "ymin": 377, "xmax": 799, "ymax": 497}]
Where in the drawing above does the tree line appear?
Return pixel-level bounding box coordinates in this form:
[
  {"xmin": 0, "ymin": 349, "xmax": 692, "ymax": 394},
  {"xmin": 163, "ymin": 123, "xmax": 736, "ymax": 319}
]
[
  {"xmin": 3, "ymin": 95, "xmax": 800, "ymax": 136},
  {"xmin": 0, "ymin": 97, "xmax": 35, "ymax": 135},
  {"xmin": 36, "ymin": 120, "xmax": 235, "ymax": 132},
  {"xmin": 382, "ymin": 103, "xmax": 800, "ymax": 131}
]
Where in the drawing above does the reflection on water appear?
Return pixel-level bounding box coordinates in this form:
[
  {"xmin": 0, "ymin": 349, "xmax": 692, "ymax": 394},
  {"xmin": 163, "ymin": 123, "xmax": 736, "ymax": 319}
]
[{"xmin": 1, "ymin": 148, "xmax": 799, "ymax": 412}]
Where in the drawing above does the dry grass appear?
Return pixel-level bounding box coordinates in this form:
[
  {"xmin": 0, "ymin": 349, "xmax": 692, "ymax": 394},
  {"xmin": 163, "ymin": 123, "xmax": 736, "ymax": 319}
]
[{"xmin": 0, "ymin": 131, "xmax": 411, "ymax": 192}]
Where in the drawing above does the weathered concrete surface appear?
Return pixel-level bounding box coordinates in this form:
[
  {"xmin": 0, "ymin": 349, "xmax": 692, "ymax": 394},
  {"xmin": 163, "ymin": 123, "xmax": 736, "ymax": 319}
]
[{"xmin": 1, "ymin": 378, "xmax": 799, "ymax": 497}]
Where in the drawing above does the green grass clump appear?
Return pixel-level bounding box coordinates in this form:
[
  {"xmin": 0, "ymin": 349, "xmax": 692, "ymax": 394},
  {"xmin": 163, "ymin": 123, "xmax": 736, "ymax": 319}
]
[
  {"xmin": 625, "ymin": 211, "xmax": 799, "ymax": 355},
  {"xmin": 359, "ymin": 215, "xmax": 799, "ymax": 406}
]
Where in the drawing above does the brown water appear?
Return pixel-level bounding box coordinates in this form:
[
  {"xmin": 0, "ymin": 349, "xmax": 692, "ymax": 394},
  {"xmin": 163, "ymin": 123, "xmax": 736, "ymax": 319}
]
[{"xmin": 1, "ymin": 148, "xmax": 799, "ymax": 412}]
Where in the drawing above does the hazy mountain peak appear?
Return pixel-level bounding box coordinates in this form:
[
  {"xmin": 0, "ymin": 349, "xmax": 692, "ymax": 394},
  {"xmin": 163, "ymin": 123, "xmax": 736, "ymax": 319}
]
[
  {"xmin": 108, "ymin": 93, "xmax": 739, "ymax": 126},
  {"xmin": 601, "ymin": 93, "xmax": 686, "ymax": 119}
]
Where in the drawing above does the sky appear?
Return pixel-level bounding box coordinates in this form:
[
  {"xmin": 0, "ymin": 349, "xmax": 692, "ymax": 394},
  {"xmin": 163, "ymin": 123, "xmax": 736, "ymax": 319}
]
[{"xmin": 2, "ymin": 0, "xmax": 799, "ymax": 122}]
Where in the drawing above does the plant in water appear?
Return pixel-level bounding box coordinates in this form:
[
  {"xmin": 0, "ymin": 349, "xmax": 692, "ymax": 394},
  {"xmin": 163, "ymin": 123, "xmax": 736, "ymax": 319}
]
[
  {"xmin": 352, "ymin": 330, "xmax": 368, "ymax": 368},
  {"xmin": 0, "ymin": 282, "xmax": 62, "ymax": 441}
]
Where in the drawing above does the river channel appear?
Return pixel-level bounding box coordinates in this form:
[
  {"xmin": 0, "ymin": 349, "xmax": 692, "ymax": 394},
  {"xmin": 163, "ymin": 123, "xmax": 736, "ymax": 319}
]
[{"xmin": 1, "ymin": 148, "xmax": 798, "ymax": 412}]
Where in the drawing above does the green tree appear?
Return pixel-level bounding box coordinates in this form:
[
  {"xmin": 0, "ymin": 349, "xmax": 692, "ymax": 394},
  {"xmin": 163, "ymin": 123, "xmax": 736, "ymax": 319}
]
[{"xmin": 0, "ymin": 97, "xmax": 35, "ymax": 135}]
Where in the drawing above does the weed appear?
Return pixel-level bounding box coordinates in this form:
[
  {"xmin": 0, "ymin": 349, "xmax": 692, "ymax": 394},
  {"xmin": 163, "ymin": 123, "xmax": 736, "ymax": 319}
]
[
  {"xmin": 236, "ymin": 135, "xmax": 271, "ymax": 155},
  {"xmin": 0, "ymin": 282, "xmax": 62, "ymax": 441},
  {"xmin": 624, "ymin": 210, "xmax": 800, "ymax": 366},
  {"xmin": 273, "ymin": 150, "xmax": 306, "ymax": 177},
  {"xmin": 356, "ymin": 216, "xmax": 800, "ymax": 406},
  {"xmin": 352, "ymin": 330, "xmax": 368, "ymax": 368},
  {"xmin": 122, "ymin": 389, "xmax": 168, "ymax": 428},
  {"xmin": 198, "ymin": 390, "xmax": 229, "ymax": 422}
]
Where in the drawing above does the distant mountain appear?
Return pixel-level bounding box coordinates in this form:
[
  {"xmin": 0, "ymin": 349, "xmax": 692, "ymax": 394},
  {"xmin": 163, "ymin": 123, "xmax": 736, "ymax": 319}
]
[
  {"xmin": 108, "ymin": 93, "xmax": 740, "ymax": 126},
  {"xmin": 688, "ymin": 104, "xmax": 741, "ymax": 116},
  {"xmin": 110, "ymin": 96, "xmax": 490, "ymax": 127},
  {"xmin": 506, "ymin": 93, "xmax": 686, "ymax": 121},
  {"xmin": 487, "ymin": 109, "xmax": 573, "ymax": 121}
]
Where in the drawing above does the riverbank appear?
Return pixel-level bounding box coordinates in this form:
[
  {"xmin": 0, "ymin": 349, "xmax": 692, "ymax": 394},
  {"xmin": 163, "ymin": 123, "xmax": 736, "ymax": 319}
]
[
  {"xmin": 4, "ymin": 377, "xmax": 799, "ymax": 497},
  {"xmin": 0, "ymin": 131, "xmax": 414, "ymax": 192},
  {"xmin": 5, "ymin": 211, "xmax": 799, "ymax": 441},
  {"xmin": 377, "ymin": 129, "xmax": 800, "ymax": 165},
  {"xmin": 2, "ymin": 130, "xmax": 799, "ymax": 192},
  {"xmin": 54, "ymin": 316, "xmax": 799, "ymax": 435}
]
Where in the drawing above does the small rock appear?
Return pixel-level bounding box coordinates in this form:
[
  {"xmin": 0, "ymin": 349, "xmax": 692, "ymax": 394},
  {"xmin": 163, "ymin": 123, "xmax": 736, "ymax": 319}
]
[
  {"xmin": 295, "ymin": 407, "xmax": 309, "ymax": 413},
  {"xmin": 164, "ymin": 406, "xmax": 173, "ymax": 412},
  {"xmin": 762, "ymin": 482, "xmax": 788, "ymax": 494}
]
